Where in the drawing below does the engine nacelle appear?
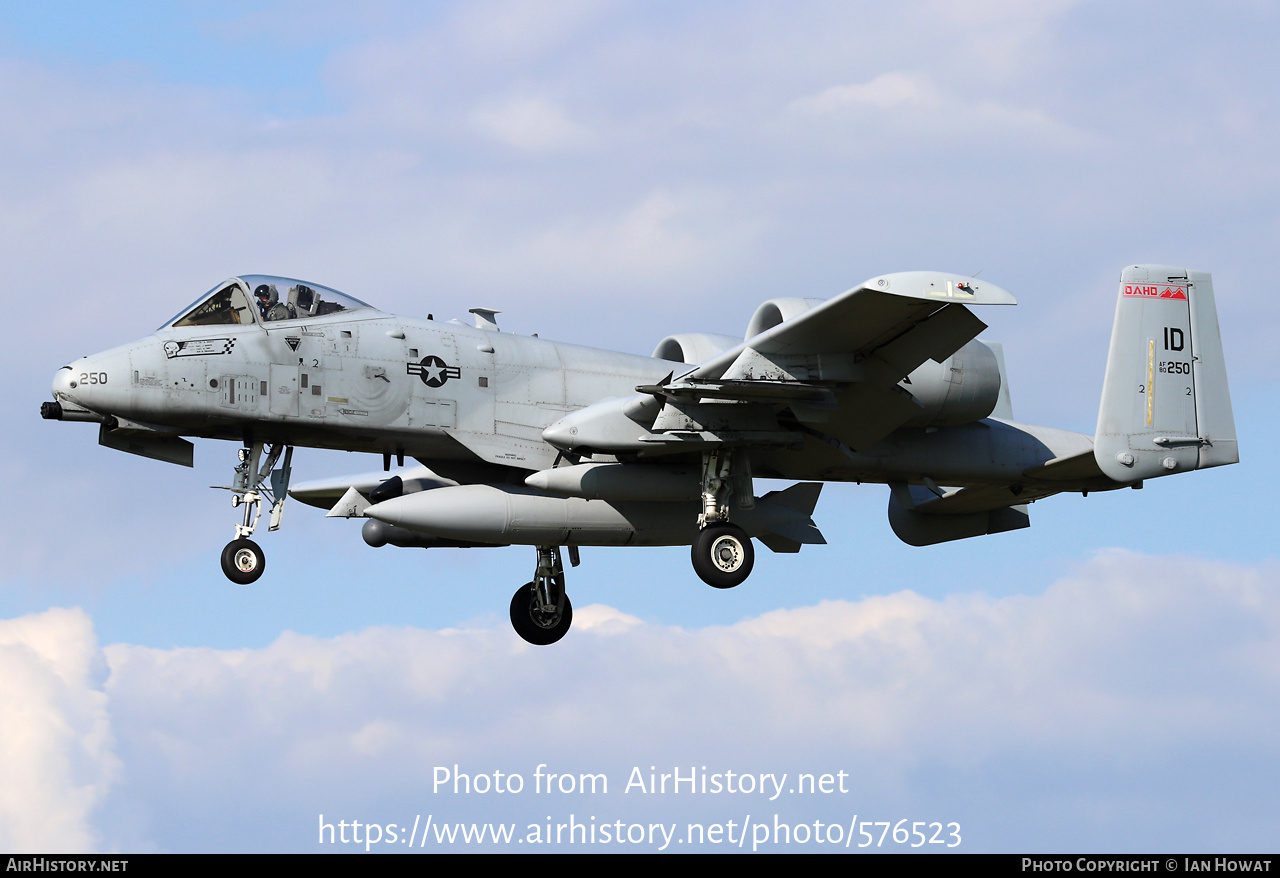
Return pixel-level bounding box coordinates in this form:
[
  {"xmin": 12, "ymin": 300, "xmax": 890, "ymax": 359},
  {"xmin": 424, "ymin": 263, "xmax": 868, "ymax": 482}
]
[
  {"xmin": 900, "ymin": 340, "xmax": 1003, "ymax": 427},
  {"xmin": 652, "ymin": 333, "xmax": 742, "ymax": 365},
  {"xmin": 744, "ymin": 297, "xmax": 825, "ymax": 340}
]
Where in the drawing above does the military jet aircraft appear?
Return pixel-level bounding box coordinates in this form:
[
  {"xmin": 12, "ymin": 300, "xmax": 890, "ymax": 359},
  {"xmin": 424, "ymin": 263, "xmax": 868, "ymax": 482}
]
[{"xmin": 42, "ymin": 266, "xmax": 1237, "ymax": 644}]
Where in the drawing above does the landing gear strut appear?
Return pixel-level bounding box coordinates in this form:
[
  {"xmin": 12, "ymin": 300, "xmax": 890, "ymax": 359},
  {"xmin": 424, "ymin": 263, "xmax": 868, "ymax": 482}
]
[
  {"xmin": 219, "ymin": 441, "xmax": 293, "ymax": 585},
  {"xmin": 692, "ymin": 448, "xmax": 755, "ymax": 589},
  {"xmin": 509, "ymin": 545, "xmax": 575, "ymax": 645}
]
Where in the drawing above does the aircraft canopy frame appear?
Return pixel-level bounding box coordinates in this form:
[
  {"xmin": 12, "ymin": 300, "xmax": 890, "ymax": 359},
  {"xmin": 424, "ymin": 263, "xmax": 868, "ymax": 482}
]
[{"xmin": 161, "ymin": 275, "xmax": 374, "ymax": 330}]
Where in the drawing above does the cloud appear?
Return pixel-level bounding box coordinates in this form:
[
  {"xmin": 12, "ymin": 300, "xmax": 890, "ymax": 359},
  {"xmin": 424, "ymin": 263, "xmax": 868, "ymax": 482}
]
[
  {"xmin": 451, "ymin": 0, "xmax": 614, "ymax": 62},
  {"xmin": 470, "ymin": 94, "xmax": 596, "ymax": 151},
  {"xmin": 0, "ymin": 551, "xmax": 1246, "ymax": 851},
  {"xmin": 5, "ymin": 551, "xmax": 1278, "ymax": 850},
  {"xmin": 788, "ymin": 69, "xmax": 1097, "ymax": 152},
  {"xmin": 791, "ymin": 72, "xmax": 941, "ymax": 114},
  {"xmin": 0, "ymin": 609, "xmax": 118, "ymax": 853},
  {"xmin": 509, "ymin": 189, "xmax": 765, "ymax": 285}
]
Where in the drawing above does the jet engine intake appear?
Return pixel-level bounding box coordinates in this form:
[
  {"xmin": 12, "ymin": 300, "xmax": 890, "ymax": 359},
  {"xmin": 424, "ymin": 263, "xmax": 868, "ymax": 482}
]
[
  {"xmin": 652, "ymin": 333, "xmax": 742, "ymax": 365},
  {"xmin": 744, "ymin": 297, "xmax": 826, "ymax": 340}
]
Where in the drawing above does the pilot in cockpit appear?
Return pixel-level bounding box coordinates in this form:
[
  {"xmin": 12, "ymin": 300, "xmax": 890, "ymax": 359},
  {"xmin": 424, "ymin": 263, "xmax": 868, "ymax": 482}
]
[{"xmin": 254, "ymin": 283, "xmax": 294, "ymax": 322}]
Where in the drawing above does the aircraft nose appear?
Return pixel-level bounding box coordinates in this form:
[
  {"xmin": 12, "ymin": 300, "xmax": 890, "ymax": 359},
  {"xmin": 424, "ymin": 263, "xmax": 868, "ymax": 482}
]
[
  {"xmin": 42, "ymin": 364, "xmax": 95, "ymax": 422},
  {"xmin": 51, "ymin": 366, "xmax": 76, "ymax": 400}
]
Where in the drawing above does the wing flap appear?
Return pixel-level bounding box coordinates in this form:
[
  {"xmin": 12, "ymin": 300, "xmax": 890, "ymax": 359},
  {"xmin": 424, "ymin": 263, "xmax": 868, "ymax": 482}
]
[{"xmin": 868, "ymin": 303, "xmax": 988, "ymax": 377}]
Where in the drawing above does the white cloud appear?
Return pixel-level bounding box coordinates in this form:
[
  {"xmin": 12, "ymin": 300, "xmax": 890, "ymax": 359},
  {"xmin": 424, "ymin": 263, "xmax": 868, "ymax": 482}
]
[
  {"xmin": 510, "ymin": 190, "xmax": 765, "ymax": 285},
  {"xmin": 4, "ymin": 551, "xmax": 1249, "ymax": 850},
  {"xmin": 0, "ymin": 609, "xmax": 118, "ymax": 853},
  {"xmin": 471, "ymin": 94, "xmax": 595, "ymax": 151},
  {"xmin": 451, "ymin": 0, "xmax": 615, "ymax": 62},
  {"xmin": 788, "ymin": 69, "xmax": 1097, "ymax": 152},
  {"xmin": 791, "ymin": 72, "xmax": 941, "ymax": 114},
  {"xmin": 572, "ymin": 603, "xmax": 643, "ymax": 634},
  {"xmin": 5, "ymin": 552, "xmax": 1279, "ymax": 850}
]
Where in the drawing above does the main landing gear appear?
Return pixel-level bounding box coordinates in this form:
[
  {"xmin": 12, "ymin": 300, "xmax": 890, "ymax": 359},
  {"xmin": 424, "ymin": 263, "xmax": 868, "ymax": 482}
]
[
  {"xmin": 693, "ymin": 523, "xmax": 753, "ymax": 588},
  {"xmin": 692, "ymin": 449, "xmax": 755, "ymax": 589},
  {"xmin": 509, "ymin": 545, "xmax": 577, "ymax": 645},
  {"xmin": 219, "ymin": 441, "xmax": 293, "ymax": 585}
]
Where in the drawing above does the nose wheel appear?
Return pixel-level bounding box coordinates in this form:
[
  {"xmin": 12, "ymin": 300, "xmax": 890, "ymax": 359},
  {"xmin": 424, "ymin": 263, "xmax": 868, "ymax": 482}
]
[{"xmin": 221, "ymin": 538, "xmax": 266, "ymax": 585}]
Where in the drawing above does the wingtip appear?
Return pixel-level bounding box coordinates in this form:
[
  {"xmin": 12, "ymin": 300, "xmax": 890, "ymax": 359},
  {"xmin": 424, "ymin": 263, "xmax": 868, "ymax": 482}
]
[{"xmin": 860, "ymin": 271, "xmax": 1017, "ymax": 306}]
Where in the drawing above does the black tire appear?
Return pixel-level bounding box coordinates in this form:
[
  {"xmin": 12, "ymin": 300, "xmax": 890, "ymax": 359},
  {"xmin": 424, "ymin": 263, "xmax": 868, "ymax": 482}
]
[
  {"xmin": 221, "ymin": 538, "xmax": 265, "ymax": 585},
  {"xmin": 692, "ymin": 523, "xmax": 754, "ymax": 589},
  {"xmin": 509, "ymin": 582, "xmax": 573, "ymax": 646}
]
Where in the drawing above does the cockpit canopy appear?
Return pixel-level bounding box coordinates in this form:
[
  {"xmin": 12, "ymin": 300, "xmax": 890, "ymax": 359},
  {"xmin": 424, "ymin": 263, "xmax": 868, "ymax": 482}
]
[{"xmin": 162, "ymin": 275, "xmax": 373, "ymax": 330}]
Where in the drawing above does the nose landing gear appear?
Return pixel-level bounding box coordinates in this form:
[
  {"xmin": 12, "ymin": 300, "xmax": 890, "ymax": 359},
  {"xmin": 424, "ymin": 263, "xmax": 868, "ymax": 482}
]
[{"xmin": 218, "ymin": 441, "xmax": 293, "ymax": 585}]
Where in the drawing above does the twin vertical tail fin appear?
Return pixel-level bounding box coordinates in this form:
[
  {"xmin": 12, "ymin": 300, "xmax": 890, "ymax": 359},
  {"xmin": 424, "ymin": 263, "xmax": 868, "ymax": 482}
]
[{"xmin": 1094, "ymin": 265, "xmax": 1238, "ymax": 483}]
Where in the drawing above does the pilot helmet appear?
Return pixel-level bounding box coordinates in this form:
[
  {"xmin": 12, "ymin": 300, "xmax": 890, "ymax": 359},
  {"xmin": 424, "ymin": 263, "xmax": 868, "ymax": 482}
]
[{"xmin": 254, "ymin": 283, "xmax": 279, "ymax": 306}]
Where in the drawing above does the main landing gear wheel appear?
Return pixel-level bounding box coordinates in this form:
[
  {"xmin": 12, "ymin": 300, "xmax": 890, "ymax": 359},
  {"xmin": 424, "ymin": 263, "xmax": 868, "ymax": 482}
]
[
  {"xmin": 692, "ymin": 523, "xmax": 754, "ymax": 589},
  {"xmin": 221, "ymin": 538, "xmax": 265, "ymax": 585},
  {"xmin": 510, "ymin": 582, "xmax": 573, "ymax": 646}
]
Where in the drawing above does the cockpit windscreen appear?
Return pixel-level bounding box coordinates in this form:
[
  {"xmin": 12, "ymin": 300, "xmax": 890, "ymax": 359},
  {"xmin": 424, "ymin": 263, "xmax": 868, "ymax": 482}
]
[{"xmin": 162, "ymin": 276, "xmax": 373, "ymax": 330}]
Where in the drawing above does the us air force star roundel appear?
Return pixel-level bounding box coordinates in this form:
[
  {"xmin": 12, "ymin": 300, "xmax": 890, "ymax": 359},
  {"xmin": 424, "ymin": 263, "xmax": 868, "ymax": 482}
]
[{"xmin": 406, "ymin": 355, "xmax": 461, "ymax": 388}]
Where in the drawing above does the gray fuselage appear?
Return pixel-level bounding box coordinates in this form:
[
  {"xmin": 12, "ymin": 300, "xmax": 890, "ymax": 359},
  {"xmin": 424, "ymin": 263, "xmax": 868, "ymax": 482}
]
[{"xmin": 54, "ymin": 305, "xmax": 1090, "ymax": 487}]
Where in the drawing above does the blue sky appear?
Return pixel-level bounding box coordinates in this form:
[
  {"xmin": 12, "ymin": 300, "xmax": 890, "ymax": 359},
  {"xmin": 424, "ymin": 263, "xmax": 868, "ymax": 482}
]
[{"xmin": 1, "ymin": 0, "xmax": 1278, "ymax": 853}]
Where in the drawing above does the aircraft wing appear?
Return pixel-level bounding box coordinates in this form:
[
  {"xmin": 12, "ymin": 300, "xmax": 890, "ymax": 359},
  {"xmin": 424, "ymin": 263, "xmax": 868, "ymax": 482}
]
[
  {"xmin": 545, "ymin": 271, "xmax": 1018, "ymax": 459},
  {"xmin": 637, "ymin": 271, "xmax": 1016, "ymax": 452},
  {"xmin": 692, "ymin": 270, "xmax": 1015, "ymax": 382}
]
